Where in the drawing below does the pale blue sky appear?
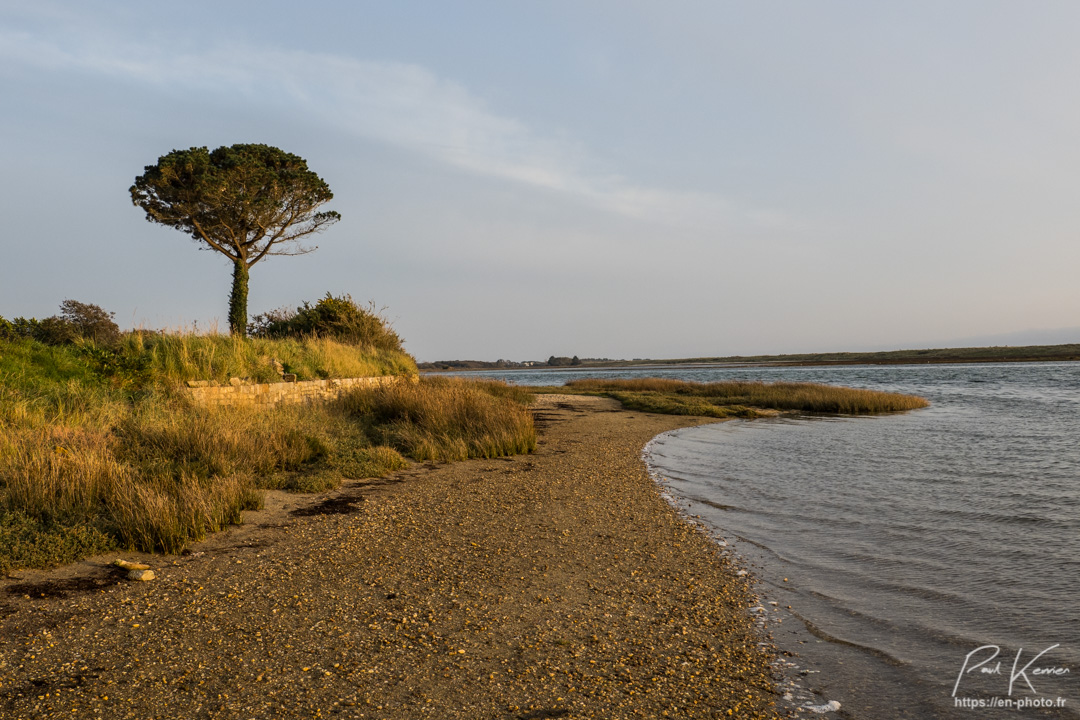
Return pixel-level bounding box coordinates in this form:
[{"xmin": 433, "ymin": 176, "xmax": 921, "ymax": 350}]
[{"xmin": 2, "ymin": 1, "xmax": 1079, "ymax": 360}]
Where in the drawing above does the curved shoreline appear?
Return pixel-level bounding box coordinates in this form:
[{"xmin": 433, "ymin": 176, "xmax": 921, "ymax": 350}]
[
  {"xmin": 642, "ymin": 425, "xmax": 846, "ymax": 719},
  {"xmin": 0, "ymin": 395, "xmax": 781, "ymax": 719}
]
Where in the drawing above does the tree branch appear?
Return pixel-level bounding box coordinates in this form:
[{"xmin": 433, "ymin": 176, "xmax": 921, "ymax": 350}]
[{"xmin": 190, "ymin": 217, "xmax": 238, "ymax": 260}]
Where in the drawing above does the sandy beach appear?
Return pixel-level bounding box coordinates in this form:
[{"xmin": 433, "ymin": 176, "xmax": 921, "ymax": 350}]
[{"xmin": 0, "ymin": 395, "xmax": 781, "ymax": 719}]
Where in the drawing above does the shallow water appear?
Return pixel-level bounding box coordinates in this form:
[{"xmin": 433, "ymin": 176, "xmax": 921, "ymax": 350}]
[{"xmin": 458, "ymin": 363, "xmax": 1080, "ymax": 718}]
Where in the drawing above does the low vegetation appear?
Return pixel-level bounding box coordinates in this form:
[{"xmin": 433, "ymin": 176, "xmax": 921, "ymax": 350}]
[
  {"xmin": 1, "ymin": 296, "xmax": 414, "ymax": 388},
  {"xmin": 564, "ymin": 378, "xmax": 929, "ymax": 417},
  {"xmin": 0, "ymin": 331, "xmax": 534, "ymax": 573},
  {"xmin": 337, "ymin": 377, "xmax": 536, "ymax": 462}
]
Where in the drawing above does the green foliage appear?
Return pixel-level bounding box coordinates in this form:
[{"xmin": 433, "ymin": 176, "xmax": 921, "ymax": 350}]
[
  {"xmin": 607, "ymin": 392, "xmax": 760, "ymax": 418},
  {"xmin": 76, "ymin": 344, "xmax": 152, "ymax": 388},
  {"xmin": 130, "ymin": 144, "xmax": 340, "ymax": 336},
  {"xmin": 250, "ymin": 293, "xmax": 405, "ymax": 353},
  {"xmin": 33, "ymin": 316, "xmax": 79, "ymax": 345},
  {"xmin": 547, "ymin": 355, "xmax": 578, "ymax": 366},
  {"xmin": 0, "ymin": 296, "xmax": 414, "ymax": 390},
  {"xmin": 59, "ymin": 300, "xmax": 121, "ymax": 346},
  {"xmin": 0, "ymin": 300, "xmax": 120, "ymax": 347},
  {"xmin": 10, "ymin": 317, "xmax": 41, "ymax": 340},
  {"xmin": 0, "ymin": 338, "xmax": 109, "ymax": 412},
  {"xmin": 0, "ymin": 511, "xmax": 116, "ymax": 574},
  {"xmin": 331, "ymin": 445, "xmax": 409, "ymax": 480},
  {"xmin": 229, "ymin": 261, "xmax": 249, "ymax": 341}
]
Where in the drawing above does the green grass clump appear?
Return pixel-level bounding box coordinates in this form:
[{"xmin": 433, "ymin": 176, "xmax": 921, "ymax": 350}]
[
  {"xmin": 565, "ymin": 378, "xmax": 929, "ymax": 415},
  {"xmin": 330, "ymin": 445, "xmax": 410, "ymax": 480},
  {"xmin": 606, "ymin": 392, "xmax": 761, "ymax": 418},
  {"xmin": 0, "ymin": 510, "xmax": 117, "ymax": 575}
]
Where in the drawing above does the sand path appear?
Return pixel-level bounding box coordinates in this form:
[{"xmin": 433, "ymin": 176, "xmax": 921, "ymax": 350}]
[{"xmin": 0, "ymin": 395, "xmax": 780, "ymax": 719}]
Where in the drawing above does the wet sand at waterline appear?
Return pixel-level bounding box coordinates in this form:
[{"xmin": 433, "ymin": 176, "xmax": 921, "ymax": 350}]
[{"xmin": 0, "ymin": 395, "xmax": 782, "ymax": 719}]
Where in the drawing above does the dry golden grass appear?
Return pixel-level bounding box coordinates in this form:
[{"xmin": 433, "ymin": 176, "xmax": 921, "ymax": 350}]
[
  {"xmin": 106, "ymin": 471, "xmax": 260, "ymax": 555},
  {"xmin": 1, "ymin": 426, "xmax": 125, "ymax": 523},
  {"xmin": 0, "ymin": 399, "xmax": 313, "ymax": 557},
  {"xmin": 0, "ymin": 340, "xmax": 535, "ymax": 568},
  {"xmin": 124, "ymin": 331, "xmax": 416, "ymax": 385},
  {"xmin": 336, "ymin": 377, "xmax": 537, "ymax": 462}
]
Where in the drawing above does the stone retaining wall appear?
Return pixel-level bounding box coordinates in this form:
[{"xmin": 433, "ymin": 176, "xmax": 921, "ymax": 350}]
[{"xmin": 185, "ymin": 376, "xmax": 404, "ymax": 408}]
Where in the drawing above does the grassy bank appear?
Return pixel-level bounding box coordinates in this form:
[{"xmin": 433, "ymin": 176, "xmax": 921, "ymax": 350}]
[
  {"xmin": 562, "ymin": 377, "xmax": 929, "ymax": 417},
  {"xmin": 0, "ymin": 337, "xmax": 534, "ymax": 572},
  {"xmin": 127, "ymin": 331, "xmax": 417, "ymax": 385}
]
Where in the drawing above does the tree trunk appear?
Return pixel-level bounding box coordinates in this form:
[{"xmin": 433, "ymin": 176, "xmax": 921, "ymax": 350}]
[{"xmin": 229, "ymin": 260, "xmax": 249, "ymax": 337}]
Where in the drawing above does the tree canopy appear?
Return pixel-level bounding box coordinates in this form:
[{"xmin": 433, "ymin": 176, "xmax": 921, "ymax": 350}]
[{"xmin": 130, "ymin": 144, "xmax": 340, "ymax": 335}]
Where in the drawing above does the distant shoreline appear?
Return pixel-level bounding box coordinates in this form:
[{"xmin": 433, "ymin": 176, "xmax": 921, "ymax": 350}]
[{"xmin": 419, "ymin": 342, "xmax": 1080, "ymax": 373}]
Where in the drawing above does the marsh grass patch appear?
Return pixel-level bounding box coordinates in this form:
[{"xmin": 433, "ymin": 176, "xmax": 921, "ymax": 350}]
[
  {"xmin": 336, "ymin": 377, "xmax": 537, "ymax": 462},
  {"xmin": 565, "ymin": 378, "xmax": 929, "ymax": 415}
]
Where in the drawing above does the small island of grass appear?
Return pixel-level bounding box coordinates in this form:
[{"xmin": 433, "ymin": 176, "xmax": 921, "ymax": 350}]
[{"xmin": 553, "ymin": 377, "xmax": 930, "ymax": 418}]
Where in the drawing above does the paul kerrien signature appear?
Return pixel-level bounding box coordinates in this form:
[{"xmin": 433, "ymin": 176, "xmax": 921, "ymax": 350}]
[{"xmin": 954, "ymin": 644, "xmax": 1070, "ymax": 697}]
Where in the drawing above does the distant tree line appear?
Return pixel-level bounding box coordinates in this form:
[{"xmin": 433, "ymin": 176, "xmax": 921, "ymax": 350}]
[
  {"xmin": 418, "ymin": 355, "xmax": 618, "ymax": 371},
  {"xmin": 546, "ymin": 355, "xmax": 581, "ymax": 366}
]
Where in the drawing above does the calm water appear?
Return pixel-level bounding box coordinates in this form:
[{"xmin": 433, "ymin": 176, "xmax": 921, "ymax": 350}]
[{"xmin": 451, "ymin": 363, "xmax": 1080, "ymax": 718}]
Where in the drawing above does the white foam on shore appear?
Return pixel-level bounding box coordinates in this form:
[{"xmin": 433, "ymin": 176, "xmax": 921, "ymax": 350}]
[
  {"xmin": 643, "ymin": 427, "xmax": 844, "ymax": 718},
  {"xmin": 804, "ymin": 700, "xmax": 842, "ymax": 714}
]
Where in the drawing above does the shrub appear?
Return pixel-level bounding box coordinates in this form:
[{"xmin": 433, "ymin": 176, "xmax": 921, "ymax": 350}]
[
  {"xmin": 30, "ymin": 316, "xmax": 80, "ymax": 345},
  {"xmin": 250, "ymin": 293, "xmax": 404, "ymax": 352},
  {"xmin": 59, "ymin": 299, "xmax": 121, "ymax": 346},
  {"xmin": 10, "ymin": 317, "xmax": 42, "ymax": 340},
  {"xmin": 0, "ymin": 510, "xmax": 116, "ymax": 574}
]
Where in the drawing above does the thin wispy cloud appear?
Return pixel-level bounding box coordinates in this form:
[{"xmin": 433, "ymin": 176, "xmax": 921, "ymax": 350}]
[{"xmin": 0, "ymin": 24, "xmax": 783, "ymax": 234}]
